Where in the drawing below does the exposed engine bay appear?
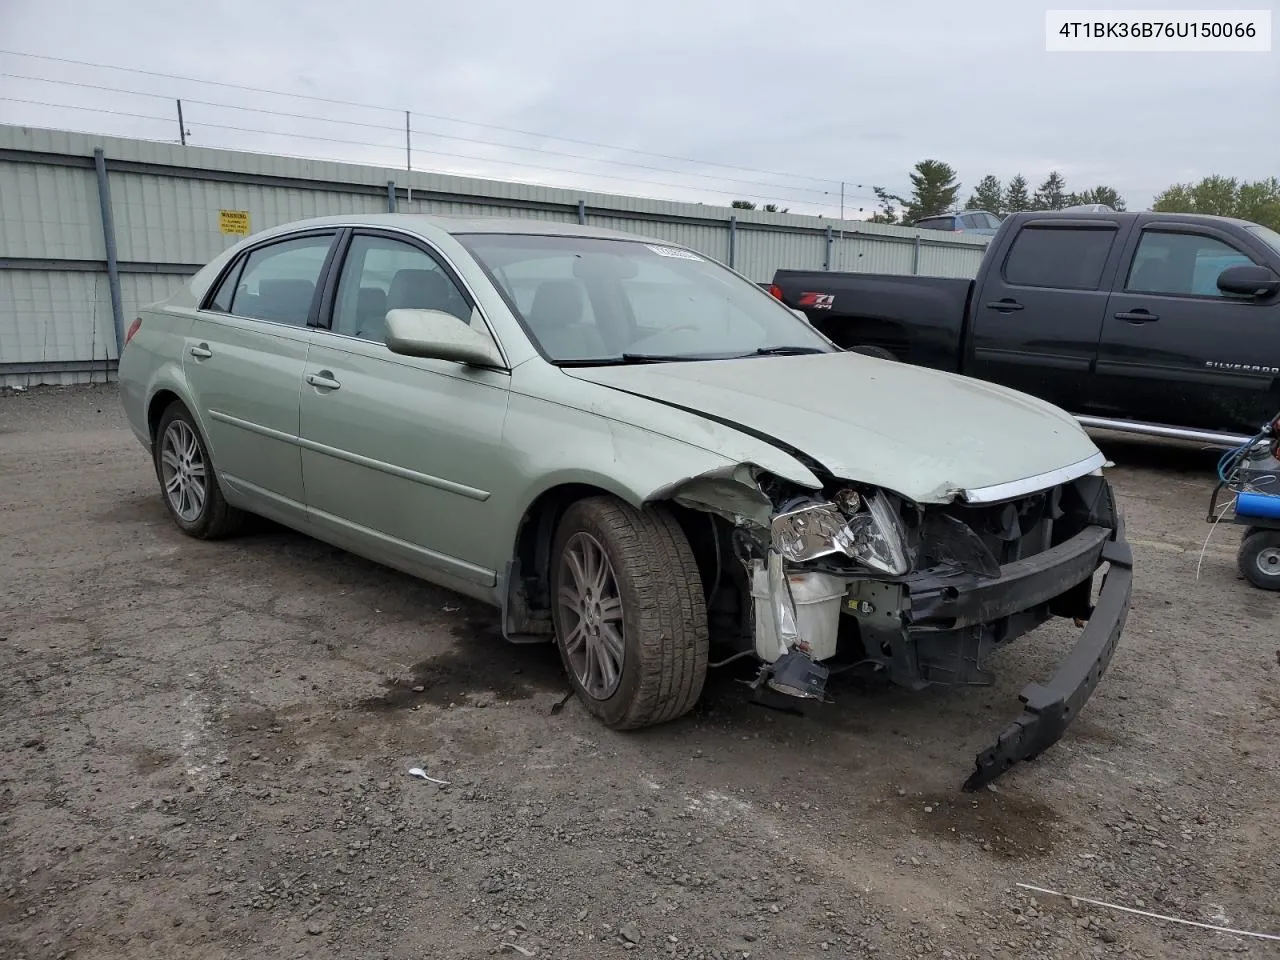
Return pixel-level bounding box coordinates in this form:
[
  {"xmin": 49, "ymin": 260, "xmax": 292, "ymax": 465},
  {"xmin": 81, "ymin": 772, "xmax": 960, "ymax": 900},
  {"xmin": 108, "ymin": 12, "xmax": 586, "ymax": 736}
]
[{"xmin": 666, "ymin": 457, "xmax": 1131, "ymax": 789}]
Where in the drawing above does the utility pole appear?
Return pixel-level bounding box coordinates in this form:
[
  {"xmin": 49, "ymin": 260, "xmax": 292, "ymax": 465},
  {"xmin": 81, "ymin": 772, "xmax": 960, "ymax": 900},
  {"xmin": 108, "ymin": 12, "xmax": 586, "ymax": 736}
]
[
  {"xmin": 838, "ymin": 181, "xmax": 845, "ymax": 270},
  {"xmin": 176, "ymin": 99, "xmax": 186, "ymax": 146},
  {"xmin": 405, "ymin": 111, "xmax": 411, "ymax": 171}
]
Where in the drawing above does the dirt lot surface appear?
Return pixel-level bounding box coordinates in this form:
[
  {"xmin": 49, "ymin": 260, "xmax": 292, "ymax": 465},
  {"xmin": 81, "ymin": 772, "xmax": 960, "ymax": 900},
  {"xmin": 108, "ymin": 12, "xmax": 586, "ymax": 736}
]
[{"xmin": 1, "ymin": 383, "xmax": 1277, "ymax": 960}]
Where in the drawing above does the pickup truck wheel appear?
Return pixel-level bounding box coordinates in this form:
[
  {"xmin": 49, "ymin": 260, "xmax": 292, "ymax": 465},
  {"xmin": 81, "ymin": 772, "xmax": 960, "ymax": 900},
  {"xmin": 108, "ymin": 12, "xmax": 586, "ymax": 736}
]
[
  {"xmin": 153, "ymin": 401, "xmax": 245, "ymax": 540},
  {"xmin": 848, "ymin": 345, "xmax": 897, "ymax": 361},
  {"xmin": 550, "ymin": 497, "xmax": 709, "ymax": 729},
  {"xmin": 1238, "ymin": 529, "xmax": 1280, "ymax": 590}
]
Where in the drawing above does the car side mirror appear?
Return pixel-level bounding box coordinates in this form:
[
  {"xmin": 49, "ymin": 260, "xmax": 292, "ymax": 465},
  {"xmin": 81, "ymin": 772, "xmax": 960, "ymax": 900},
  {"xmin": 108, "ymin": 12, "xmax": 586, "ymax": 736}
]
[
  {"xmin": 1217, "ymin": 264, "xmax": 1280, "ymax": 299},
  {"xmin": 384, "ymin": 308, "xmax": 503, "ymax": 367}
]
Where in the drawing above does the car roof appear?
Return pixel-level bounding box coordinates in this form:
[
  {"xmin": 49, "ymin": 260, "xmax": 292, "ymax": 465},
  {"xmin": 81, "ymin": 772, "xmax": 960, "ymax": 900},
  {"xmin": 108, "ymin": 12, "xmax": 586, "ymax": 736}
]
[{"xmin": 244, "ymin": 212, "xmax": 665, "ymax": 244}]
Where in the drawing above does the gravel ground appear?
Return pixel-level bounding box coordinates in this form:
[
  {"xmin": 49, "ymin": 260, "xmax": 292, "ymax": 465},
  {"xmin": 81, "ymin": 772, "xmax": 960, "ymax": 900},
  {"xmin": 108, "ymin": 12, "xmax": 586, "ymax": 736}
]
[{"xmin": 1, "ymin": 383, "xmax": 1276, "ymax": 960}]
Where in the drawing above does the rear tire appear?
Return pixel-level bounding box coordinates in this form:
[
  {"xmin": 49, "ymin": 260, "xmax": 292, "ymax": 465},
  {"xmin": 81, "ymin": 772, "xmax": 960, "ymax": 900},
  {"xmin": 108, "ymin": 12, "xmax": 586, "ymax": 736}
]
[
  {"xmin": 848, "ymin": 345, "xmax": 897, "ymax": 361},
  {"xmin": 153, "ymin": 401, "xmax": 245, "ymax": 540},
  {"xmin": 550, "ymin": 497, "xmax": 708, "ymax": 729},
  {"xmin": 1238, "ymin": 529, "xmax": 1280, "ymax": 590}
]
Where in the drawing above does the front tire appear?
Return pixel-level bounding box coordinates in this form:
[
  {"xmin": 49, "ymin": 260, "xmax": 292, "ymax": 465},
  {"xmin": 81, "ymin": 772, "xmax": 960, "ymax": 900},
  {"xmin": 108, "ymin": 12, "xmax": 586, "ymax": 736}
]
[
  {"xmin": 153, "ymin": 401, "xmax": 245, "ymax": 539},
  {"xmin": 550, "ymin": 497, "xmax": 708, "ymax": 729},
  {"xmin": 1238, "ymin": 529, "xmax": 1280, "ymax": 590}
]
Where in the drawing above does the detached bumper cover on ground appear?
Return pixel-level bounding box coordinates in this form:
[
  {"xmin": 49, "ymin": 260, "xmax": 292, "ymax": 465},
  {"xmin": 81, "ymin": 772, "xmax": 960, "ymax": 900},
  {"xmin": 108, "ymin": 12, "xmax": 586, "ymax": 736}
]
[{"xmin": 964, "ymin": 512, "xmax": 1133, "ymax": 790}]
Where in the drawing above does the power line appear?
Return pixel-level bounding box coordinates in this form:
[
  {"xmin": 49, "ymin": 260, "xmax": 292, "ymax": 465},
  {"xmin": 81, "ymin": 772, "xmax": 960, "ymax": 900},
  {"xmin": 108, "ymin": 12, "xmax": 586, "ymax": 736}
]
[
  {"xmin": 0, "ymin": 97, "xmax": 854, "ymax": 208},
  {"xmin": 0, "ymin": 71, "xmax": 876, "ymax": 201},
  {"xmin": 0, "ymin": 48, "xmax": 888, "ymax": 193}
]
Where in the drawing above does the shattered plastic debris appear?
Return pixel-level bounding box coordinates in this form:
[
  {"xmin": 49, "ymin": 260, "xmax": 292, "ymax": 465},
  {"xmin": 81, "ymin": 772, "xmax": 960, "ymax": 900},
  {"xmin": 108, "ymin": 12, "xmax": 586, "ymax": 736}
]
[{"xmin": 407, "ymin": 767, "xmax": 450, "ymax": 785}]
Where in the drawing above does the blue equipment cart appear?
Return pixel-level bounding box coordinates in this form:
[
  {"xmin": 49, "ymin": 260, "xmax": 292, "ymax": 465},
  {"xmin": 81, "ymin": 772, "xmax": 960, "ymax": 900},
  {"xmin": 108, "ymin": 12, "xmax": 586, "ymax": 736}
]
[{"xmin": 1206, "ymin": 415, "xmax": 1280, "ymax": 590}]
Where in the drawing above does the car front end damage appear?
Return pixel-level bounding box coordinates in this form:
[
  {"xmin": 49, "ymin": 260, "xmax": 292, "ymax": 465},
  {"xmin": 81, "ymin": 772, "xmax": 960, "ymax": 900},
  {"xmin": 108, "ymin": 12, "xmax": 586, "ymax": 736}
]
[{"xmin": 672, "ymin": 456, "xmax": 1132, "ymax": 790}]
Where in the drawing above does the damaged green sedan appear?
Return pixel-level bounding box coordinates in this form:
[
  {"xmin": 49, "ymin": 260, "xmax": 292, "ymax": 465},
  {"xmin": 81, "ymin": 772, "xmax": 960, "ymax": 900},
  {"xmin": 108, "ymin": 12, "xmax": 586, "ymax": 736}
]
[{"xmin": 118, "ymin": 215, "xmax": 1132, "ymax": 789}]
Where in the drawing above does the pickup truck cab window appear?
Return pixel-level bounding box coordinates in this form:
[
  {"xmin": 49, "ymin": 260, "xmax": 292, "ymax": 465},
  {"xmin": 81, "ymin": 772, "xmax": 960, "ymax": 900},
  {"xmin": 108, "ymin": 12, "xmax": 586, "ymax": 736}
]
[
  {"xmin": 1126, "ymin": 231, "xmax": 1256, "ymax": 297},
  {"xmin": 1002, "ymin": 225, "xmax": 1117, "ymax": 290}
]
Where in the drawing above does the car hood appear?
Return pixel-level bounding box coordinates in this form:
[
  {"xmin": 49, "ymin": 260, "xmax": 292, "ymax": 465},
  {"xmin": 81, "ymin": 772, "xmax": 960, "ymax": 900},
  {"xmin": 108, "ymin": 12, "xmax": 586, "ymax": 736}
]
[{"xmin": 563, "ymin": 352, "xmax": 1101, "ymax": 504}]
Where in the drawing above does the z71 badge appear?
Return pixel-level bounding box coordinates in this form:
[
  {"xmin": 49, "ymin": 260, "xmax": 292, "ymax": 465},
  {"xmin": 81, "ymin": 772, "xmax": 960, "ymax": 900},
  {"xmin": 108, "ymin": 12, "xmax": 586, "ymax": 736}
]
[{"xmin": 798, "ymin": 292, "xmax": 835, "ymax": 310}]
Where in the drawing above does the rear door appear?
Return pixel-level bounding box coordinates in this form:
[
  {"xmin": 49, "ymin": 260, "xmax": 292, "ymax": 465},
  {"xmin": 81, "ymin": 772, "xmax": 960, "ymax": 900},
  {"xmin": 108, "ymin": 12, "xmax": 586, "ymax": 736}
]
[
  {"xmin": 967, "ymin": 219, "xmax": 1124, "ymax": 412},
  {"xmin": 1096, "ymin": 222, "xmax": 1280, "ymax": 433},
  {"xmin": 184, "ymin": 230, "xmax": 338, "ymax": 523}
]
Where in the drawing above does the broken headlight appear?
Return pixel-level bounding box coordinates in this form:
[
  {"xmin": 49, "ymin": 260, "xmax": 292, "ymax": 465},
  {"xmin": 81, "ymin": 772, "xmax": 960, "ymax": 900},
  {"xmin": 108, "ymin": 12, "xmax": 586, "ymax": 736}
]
[{"xmin": 771, "ymin": 489, "xmax": 910, "ymax": 576}]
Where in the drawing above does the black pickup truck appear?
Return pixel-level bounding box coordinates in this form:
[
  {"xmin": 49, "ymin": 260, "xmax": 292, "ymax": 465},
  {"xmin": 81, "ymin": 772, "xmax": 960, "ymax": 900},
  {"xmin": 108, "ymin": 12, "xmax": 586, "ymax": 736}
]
[{"xmin": 769, "ymin": 211, "xmax": 1280, "ymax": 442}]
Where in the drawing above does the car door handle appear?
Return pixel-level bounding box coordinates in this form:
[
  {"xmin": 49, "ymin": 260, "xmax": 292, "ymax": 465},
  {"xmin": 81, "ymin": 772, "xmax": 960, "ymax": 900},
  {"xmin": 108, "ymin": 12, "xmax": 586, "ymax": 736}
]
[
  {"xmin": 1115, "ymin": 310, "xmax": 1159, "ymax": 324},
  {"xmin": 189, "ymin": 343, "xmax": 213, "ymax": 359},
  {"xmin": 306, "ymin": 372, "xmax": 341, "ymax": 391},
  {"xmin": 985, "ymin": 299, "xmax": 1024, "ymax": 312}
]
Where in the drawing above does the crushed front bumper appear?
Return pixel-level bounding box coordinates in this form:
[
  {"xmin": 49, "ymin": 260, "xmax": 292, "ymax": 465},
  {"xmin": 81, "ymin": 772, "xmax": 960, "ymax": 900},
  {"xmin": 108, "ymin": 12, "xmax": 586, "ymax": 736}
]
[{"xmin": 963, "ymin": 512, "xmax": 1133, "ymax": 790}]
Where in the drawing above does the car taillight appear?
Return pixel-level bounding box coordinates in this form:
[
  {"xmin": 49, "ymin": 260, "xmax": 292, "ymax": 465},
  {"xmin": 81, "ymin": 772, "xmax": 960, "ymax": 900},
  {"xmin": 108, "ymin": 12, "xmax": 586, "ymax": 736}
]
[
  {"xmin": 124, "ymin": 317, "xmax": 142, "ymax": 346},
  {"xmin": 767, "ymin": 284, "xmax": 784, "ymax": 301}
]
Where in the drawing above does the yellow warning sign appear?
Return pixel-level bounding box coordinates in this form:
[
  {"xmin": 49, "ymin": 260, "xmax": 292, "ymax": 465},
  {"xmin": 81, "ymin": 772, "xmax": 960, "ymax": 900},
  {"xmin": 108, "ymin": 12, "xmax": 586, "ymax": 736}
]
[{"xmin": 219, "ymin": 210, "xmax": 251, "ymax": 235}]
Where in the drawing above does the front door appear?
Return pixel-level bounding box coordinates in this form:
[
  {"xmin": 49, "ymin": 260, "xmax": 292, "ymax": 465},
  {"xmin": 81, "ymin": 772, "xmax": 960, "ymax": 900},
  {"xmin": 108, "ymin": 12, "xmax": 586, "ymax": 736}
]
[
  {"xmin": 297, "ymin": 230, "xmax": 512, "ymax": 592},
  {"xmin": 183, "ymin": 231, "xmax": 338, "ymax": 522},
  {"xmin": 1096, "ymin": 224, "xmax": 1280, "ymax": 434}
]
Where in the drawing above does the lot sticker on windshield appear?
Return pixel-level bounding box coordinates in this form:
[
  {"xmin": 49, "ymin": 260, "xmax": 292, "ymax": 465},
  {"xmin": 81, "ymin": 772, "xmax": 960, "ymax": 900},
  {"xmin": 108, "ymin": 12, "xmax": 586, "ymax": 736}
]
[{"xmin": 645, "ymin": 244, "xmax": 704, "ymax": 261}]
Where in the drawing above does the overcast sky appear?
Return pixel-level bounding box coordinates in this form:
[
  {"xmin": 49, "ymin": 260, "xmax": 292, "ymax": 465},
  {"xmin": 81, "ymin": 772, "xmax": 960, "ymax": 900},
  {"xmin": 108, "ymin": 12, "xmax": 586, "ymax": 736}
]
[{"xmin": 1, "ymin": 0, "xmax": 1275, "ymax": 217}]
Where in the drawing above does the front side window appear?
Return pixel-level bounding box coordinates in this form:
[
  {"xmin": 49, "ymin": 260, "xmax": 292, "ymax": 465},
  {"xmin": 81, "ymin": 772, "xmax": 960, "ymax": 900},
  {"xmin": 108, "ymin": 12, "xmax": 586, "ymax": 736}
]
[
  {"xmin": 456, "ymin": 234, "xmax": 833, "ymax": 363},
  {"xmin": 1125, "ymin": 231, "xmax": 1256, "ymax": 297},
  {"xmin": 1002, "ymin": 226, "xmax": 1117, "ymax": 290},
  {"xmin": 331, "ymin": 235, "xmax": 472, "ymax": 342},
  {"xmin": 218, "ymin": 234, "xmax": 335, "ymax": 326}
]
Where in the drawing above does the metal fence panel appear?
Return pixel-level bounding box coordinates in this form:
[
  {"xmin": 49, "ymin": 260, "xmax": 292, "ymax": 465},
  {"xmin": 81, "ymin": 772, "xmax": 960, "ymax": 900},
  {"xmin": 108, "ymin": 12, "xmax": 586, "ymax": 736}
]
[
  {"xmin": 0, "ymin": 268, "xmax": 114, "ymax": 367},
  {"xmin": 109, "ymin": 173, "xmax": 387, "ymax": 265},
  {"xmin": 734, "ymin": 229, "xmax": 829, "ymax": 282},
  {"xmin": 917, "ymin": 239, "xmax": 985, "ymax": 278},
  {"xmin": 0, "ymin": 159, "xmax": 103, "ymax": 261}
]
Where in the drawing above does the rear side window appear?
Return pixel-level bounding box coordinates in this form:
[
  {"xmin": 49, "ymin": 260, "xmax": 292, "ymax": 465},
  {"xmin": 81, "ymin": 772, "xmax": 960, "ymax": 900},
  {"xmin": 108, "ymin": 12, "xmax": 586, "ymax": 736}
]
[
  {"xmin": 208, "ymin": 258, "xmax": 242, "ymax": 313},
  {"xmin": 217, "ymin": 234, "xmax": 335, "ymax": 326},
  {"xmin": 1002, "ymin": 226, "xmax": 1116, "ymax": 290},
  {"xmin": 917, "ymin": 217, "xmax": 954, "ymax": 231}
]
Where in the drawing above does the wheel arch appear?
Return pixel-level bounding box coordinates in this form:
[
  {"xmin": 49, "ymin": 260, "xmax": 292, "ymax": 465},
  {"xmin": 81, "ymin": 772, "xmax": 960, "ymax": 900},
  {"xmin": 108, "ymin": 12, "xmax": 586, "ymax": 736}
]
[
  {"xmin": 499, "ymin": 470, "xmax": 726, "ymax": 641},
  {"xmin": 143, "ymin": 371, "xmax": 207, "ymax": 450}
]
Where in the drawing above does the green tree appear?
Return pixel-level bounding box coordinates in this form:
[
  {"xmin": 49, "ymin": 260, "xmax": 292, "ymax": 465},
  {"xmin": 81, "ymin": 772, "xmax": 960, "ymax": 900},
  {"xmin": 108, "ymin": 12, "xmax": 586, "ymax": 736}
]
[
  {"xmin": 1066, "ymin": 185, "xmax": 1127, "ymax": 210},
  {"xmin": 1152, "ymin": 175, "xmax": 1280, "ymax": 230},
  {"xmin": 869, "ymin": 186, "xmax": 899, "ymax": 224},
  {"xmin": 730, "ymin": 200, "xmax": 756, "ymax": 210},
  {"xmin": 877, "ymin": 160, "xmax": 961, "ymax": 223},
  {"xmin": 965, "ymin": 174, "xmax": 1005, "ymax": 215},
  {"xmin": 1003, "ymin": 175, "xmax": 1032, "ymax": 213},
  {"xmin": 762, "ymin": 203, "xmax": 790, "ymax": 213},
  {"xmin": 1033, "ymin": 171, "xmax": 1070, "ymax": 210},
  {"xmin": 1237, "ymin": 178, "xmax": 1280, "ymax": 229}
]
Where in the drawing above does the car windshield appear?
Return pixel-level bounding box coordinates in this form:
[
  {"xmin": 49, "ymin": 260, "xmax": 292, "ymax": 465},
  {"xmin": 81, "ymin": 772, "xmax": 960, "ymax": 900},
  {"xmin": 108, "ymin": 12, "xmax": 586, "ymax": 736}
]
[
  {"xmin": 454, "ymin": 233, "xmax": 834, "ymax": 363},
  {"xmin": 1245, "ymin": 224, "xmax": 1280, "ymax": 257}
]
